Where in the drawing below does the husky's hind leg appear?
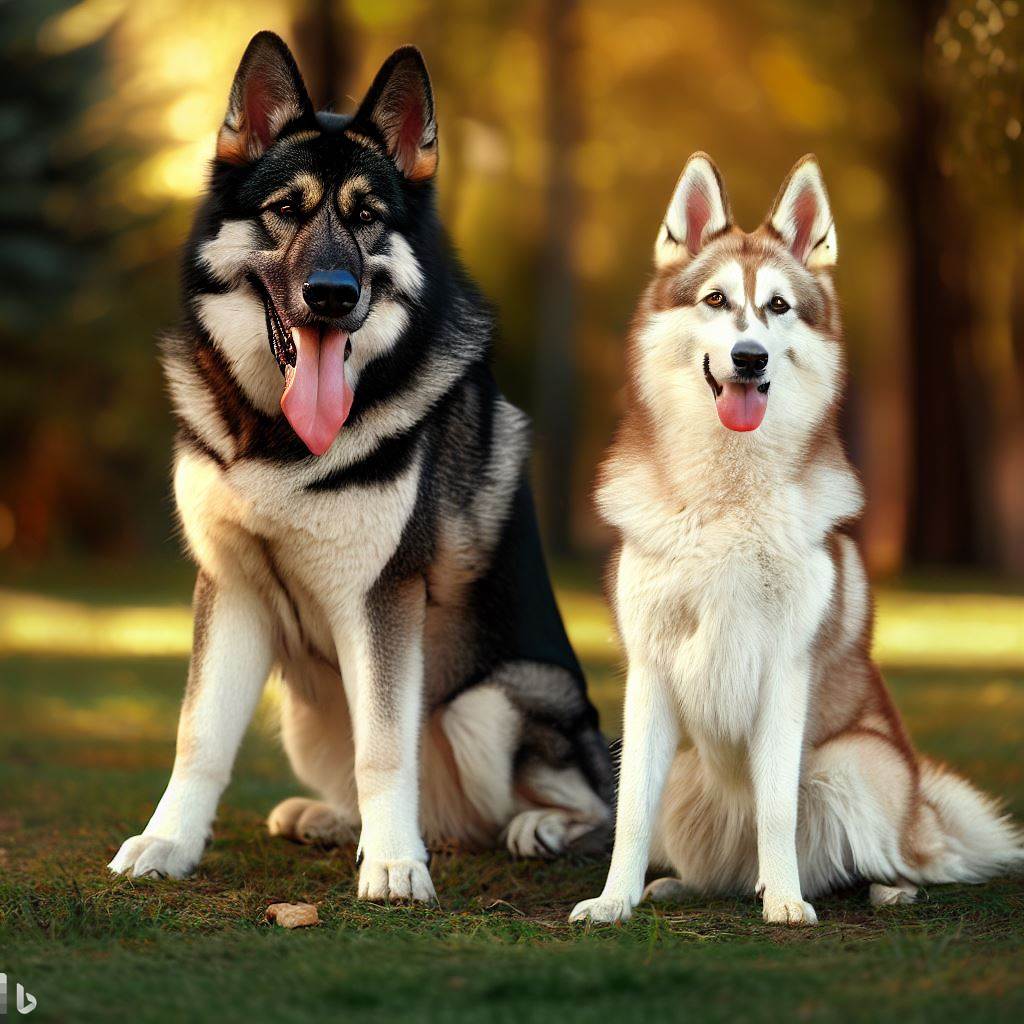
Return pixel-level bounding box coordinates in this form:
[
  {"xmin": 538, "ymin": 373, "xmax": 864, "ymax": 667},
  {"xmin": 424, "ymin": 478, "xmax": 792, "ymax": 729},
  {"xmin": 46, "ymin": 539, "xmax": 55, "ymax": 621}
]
[
  {"xmin": 429, "ymin": 669, "xmax": 612, "ymax": 857},
  {"xmin": 869, "ymin": 879, "xmax": 918, "ymax": 906},
  {"xmin": 268, "ymin": 662, "xmax": 360, "ymax": 847},
  {"xmin": 798, "ymin": 730, "xmax": 917, "ymax": 898},
  {"xmin": 505, "ymin": 760, "xmax": 612, "ymax": 858},
  {"xmin": 499, "ymin": 661, "xmax": 613, "ymax": 859},
  {"xmin": 642, "ymin": 877, "xmax": 690, "ymax": 903}
]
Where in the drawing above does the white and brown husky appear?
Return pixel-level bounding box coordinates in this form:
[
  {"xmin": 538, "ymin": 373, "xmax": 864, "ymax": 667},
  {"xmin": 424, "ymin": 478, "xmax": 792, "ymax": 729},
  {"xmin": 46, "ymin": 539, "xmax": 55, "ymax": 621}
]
[{"xmin": 571, "ymin": 153, "xmax": 1023, "ymax": 925}]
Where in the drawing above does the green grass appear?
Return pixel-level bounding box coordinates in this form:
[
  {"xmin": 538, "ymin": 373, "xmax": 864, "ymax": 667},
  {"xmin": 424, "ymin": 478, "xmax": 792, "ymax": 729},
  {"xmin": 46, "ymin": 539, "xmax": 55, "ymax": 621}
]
[{"xmin": 1, "ymin": 571, "xmax": 1023, "ymax": 1023}]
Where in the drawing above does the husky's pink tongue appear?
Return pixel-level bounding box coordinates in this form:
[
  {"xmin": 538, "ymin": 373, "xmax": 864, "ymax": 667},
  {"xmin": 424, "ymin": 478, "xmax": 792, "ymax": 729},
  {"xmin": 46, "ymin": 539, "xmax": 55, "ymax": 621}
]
[
  {"xmin": 281, "ymin": 327, "xmax": 352, "ymax": 455},
  {"xmin": 715, "ymin": 381, "xmax": 769, "ymax": 432}
]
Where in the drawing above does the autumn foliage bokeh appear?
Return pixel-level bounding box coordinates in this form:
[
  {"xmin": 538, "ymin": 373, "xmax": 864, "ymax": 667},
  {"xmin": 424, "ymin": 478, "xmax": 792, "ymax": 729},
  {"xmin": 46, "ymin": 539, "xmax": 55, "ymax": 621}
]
[{"xmin": 1, "ymin": 0, "xmax": 1021, "ymax": 578}]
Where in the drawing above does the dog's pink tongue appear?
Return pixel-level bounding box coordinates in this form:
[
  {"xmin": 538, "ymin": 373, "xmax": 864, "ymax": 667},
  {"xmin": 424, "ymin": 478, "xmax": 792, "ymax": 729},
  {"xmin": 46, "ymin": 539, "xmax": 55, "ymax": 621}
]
[
  {"xmin": 281, "ymin": 327, "xmax": 352, "ymax": 456},
  {"xmin": 715, "ymin": 381, "xmax": 768, "ymax": 432}
]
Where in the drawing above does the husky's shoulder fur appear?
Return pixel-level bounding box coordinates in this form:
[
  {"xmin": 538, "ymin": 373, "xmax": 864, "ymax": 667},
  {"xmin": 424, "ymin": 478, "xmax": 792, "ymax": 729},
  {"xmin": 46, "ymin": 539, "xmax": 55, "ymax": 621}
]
[
  {"xmin": 110, "ymin": 33, "xmax": 611, "ymax": 901},
  {"xmin": 572, "ymin": 152, "xmax": 1023, "ymax": 927}
]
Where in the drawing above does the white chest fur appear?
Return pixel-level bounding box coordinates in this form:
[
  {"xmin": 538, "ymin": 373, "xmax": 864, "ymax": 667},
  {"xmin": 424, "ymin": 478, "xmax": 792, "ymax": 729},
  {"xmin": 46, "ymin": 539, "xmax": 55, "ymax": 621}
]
[
  {"xmin": 174, "ymin": 449, "xmax": 421, "ymax": 645},
  {"xmin": 614, "ymin": 482, "xmax": 835, "ymax": 746}
]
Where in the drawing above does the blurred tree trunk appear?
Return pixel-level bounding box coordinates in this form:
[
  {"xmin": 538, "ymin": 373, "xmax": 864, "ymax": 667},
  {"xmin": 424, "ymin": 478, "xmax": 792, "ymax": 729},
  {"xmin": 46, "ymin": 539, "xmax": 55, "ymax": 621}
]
[
  {"xmin": 985, "ymin": 229, "xmax": 1024, "ymax": 573},
  {"xmin": 291, "ymin": 0, "xmax": 357, "ymax": 110},
  {"xmin": 533, "ymin": 0, "xmax": 579, "ymax": 557},
  {"xmin": 901, "ymin": 0, "xmax": 980, "ymax": 568}
]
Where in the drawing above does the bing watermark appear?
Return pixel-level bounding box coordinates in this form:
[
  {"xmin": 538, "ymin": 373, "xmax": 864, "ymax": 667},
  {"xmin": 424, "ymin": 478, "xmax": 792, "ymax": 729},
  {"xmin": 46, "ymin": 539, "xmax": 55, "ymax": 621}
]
[{"xmin": 0, "ymin": 975, "xmax": 36, "ymax": 1015}]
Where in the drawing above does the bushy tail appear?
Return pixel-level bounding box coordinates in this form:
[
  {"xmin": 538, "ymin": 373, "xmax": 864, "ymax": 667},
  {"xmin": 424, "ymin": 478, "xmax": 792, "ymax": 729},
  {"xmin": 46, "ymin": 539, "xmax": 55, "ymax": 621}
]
[{"xmin": 914, "ymin": 758, "xmax": 1024, "ymax": 884}]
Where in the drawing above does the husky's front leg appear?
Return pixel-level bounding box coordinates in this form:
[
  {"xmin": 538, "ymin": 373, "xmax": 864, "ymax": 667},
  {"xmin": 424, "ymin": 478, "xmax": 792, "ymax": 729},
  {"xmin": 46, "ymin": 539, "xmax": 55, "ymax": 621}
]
[
  {"xmin": 570, "ymin": 663, "xmax": 677, "ymax": 924},
  {"xmin": 750, "ymin": 658, "xmax": 816, "ymax": 925},
  {"xmin": 342, "ymin": 577, "xmax": 435, "ymax": 904},
  {"xmin": 109, "ymin": 574, "xmax": 272, "ymax": 879}
]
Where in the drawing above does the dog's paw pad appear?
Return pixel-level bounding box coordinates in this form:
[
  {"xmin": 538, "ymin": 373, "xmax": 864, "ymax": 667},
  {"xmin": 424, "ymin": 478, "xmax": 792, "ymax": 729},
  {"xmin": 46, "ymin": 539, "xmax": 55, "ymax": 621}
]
[
  {"xmin": 108, "ymin": 835, "xmax": 198, "ymax": 880},
  {"xmin": 357, "ymin": 858, "xmax": 436, "ymax": 903},
  {"xmin": 568, "ymin": 895, "xmax": 633, "ymax": 925}
]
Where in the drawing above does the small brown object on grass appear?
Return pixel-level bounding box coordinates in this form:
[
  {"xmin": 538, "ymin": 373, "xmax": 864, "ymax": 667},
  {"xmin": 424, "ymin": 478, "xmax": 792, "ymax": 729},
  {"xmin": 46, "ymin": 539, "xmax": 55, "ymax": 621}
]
[{"xmin": 265, "ymin": 902, "xmax": 319, "ymax": 928}]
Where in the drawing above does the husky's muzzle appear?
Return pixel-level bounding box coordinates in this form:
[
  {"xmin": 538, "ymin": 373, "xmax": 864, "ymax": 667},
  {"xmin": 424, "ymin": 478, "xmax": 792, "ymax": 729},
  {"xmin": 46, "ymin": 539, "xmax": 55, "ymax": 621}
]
[
  {"xmin": 302, "ymin": 269, "xmax": 360, "ymax": 319},
  {"xmin": 704, "ymin": 344, "xmax": 771, "ymax": 433},
  {"xmin": 250, "ymin": 271, "xmax": 369, "ymax": 457}
]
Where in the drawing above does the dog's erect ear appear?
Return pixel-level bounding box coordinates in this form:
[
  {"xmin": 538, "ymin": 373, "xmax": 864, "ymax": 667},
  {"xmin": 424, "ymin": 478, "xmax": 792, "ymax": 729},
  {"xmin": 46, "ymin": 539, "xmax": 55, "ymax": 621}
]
[
  {"xmin": 353, "ymin": 46, "xmax": 437, "ymax": 182},
  {"xmin": 216, "ymin": 32, "xmax": 314, "ymax": 166},
  {"xmin": 767, "ymin": 155, "xmax": 837, "ymax": 269},
  {"xmin": 655, "ymin": 152, "xmax": 732, "ymax": 267}
]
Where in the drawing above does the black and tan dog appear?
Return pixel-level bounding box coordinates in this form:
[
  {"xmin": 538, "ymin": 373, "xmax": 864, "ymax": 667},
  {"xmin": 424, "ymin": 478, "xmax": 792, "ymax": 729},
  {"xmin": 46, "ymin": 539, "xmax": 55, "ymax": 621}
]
[{"xmin": 109, "ymin": 33, "xmax": 612, "ymax": 902}]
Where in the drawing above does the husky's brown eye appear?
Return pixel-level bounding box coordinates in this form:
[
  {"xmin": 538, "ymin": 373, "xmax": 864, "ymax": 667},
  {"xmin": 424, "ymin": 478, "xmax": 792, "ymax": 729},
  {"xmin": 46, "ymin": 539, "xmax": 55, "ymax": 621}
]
[
  {"xmin": 267, "ymin": 200, "xmax": 298, "ymax": 220},
  {"xmin": 768, "ymin": 295, "xmax": 791, "ymax": 314},
  {"xmin": 357, "ymin": 207, "xmax": 375, "ymax": 224},
  {"xmin": 704, "ymin": 291, "xmax": 726, "ymax": 309}
]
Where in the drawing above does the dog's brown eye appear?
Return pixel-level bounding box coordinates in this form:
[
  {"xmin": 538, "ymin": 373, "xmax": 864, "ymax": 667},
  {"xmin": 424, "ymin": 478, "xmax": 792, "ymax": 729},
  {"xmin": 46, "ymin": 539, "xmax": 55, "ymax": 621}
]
[
  {"xmin": 267, "ymin": 201, "xmax": 298, "ymax": 220},
  {"xmin": 704, "ymin": 291, "xmax": 726, "ymax": 309},
  {"xmin": 358, "ymin": 207, "xmax": 375, "ymax": 224},
  {"xmin": 768, "ymin": 295, "xmax": 791, "ymax": 314}
]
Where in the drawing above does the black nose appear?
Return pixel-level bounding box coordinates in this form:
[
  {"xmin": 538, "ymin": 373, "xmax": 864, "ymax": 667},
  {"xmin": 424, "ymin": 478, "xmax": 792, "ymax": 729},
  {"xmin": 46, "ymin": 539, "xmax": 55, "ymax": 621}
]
[
  {"xmin": 731, "ymin": 340, "xmax": 769, "ymax": 376},
  {"xmin": 302, "ymin": 269, "xmax": 360, "ymax": 318}
]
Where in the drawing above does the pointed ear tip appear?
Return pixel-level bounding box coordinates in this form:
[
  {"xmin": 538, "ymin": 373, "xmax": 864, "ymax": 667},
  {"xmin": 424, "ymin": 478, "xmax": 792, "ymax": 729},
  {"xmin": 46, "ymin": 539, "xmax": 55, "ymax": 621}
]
[
  {"xmin": 685, "ymin": 151, "xmax": 718, "ymax": 173},
  {"xmin": 794, "ymin": 153, "xmax": 825, "ymax": 177},
  {"xmin": 243, "ymin": 30, "xmax": 290, "ymax": 58},
  {"xmin": 386, "ymin": 44, "xmax": 430, "ymax": 73}
]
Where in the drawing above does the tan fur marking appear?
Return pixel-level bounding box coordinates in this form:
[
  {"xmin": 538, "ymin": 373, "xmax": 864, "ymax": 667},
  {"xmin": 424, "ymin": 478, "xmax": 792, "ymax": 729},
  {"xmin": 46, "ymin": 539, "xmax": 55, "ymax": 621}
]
[
  {"xmin": 344, "ymin": 129, "xmax": 383, "ymax": 151},
  {"xmin": 407, "ymin": 144, "xmax": 438, "ymax": 182}
]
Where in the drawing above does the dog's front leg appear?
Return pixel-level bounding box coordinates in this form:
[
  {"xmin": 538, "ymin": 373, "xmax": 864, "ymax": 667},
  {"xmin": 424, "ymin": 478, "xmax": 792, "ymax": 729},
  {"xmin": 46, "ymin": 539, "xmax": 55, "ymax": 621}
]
[
  {"xmin": 750, "ymin": 657, "xmax": 816, "ymax": 925},
  {"xmin": 340, "ymin": 576, "xmax": 435, "ymax": 903},
  {"xmin": 570, "ymin": 663, "xmax": 678, "ymax": 924},
  {"xmin": 109, "ymin": 573, "xmax": 272, "ymax": 879}
]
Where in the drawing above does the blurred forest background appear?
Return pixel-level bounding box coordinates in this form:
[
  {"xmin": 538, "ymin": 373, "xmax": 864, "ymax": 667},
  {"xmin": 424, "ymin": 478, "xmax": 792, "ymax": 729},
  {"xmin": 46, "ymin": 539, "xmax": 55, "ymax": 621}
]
[{"xmin": 0, "ymin": 0, "xmax": 1022, "ymax": 579}]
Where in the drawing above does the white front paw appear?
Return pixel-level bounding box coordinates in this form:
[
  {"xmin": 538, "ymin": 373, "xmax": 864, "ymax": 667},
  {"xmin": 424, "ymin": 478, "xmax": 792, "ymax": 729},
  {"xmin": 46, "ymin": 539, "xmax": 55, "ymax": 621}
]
[
  {"xmin": 569, "ymin": 894, "xmax": 634, "ymax": 925},
  {"xmin": 761, "ymin": 892, "xmax": 818, "ymax": 926},
  {"xmin": 108, "ymin": 834, "xmax": 202, "ymax": 879},
  {"xmin": 357, "ymin": 858, "xmax": 436, "ymax": 903}
]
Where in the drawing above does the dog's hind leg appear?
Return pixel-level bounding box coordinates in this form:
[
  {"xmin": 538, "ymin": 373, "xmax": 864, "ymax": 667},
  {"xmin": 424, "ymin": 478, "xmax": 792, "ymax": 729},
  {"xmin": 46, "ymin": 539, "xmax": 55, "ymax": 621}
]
[
  {"xmin": 505, "ymin": 760, "xmax": 612, "ymax": 858},
  {"xmin": 642, "ymin": 877, "xmax": 690, "ymax": 904},
  {"xmin": 268, "ymin": 661, "xmax": 360, "ymax": 847},
  {"xmin": 429, "ymin": 664, "xmax": 612, "ymax": 858},
  {"xmin": 798, "ymin": 729, "xmax": 919, "ymax": 899},
  {"xmin": 869, "ymin": 879, "xmax": 918, "ymax": 906},
  {"xmin": 497, "ymin": 661, "xmax": 613, "ymax": 860}
]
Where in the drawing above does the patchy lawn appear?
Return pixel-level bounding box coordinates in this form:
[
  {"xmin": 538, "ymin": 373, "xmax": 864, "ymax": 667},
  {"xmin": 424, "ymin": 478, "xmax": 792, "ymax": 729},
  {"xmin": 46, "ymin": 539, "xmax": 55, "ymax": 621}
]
[{"xmin": 1, "ymin": 568, "xmax": 1023, "ymax": 1023}]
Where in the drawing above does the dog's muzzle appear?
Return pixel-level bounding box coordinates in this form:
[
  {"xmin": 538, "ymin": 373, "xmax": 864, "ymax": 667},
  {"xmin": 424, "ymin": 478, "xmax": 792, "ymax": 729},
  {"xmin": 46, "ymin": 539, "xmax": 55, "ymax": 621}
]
[{"xmin": 302, "ymin": 269, "xmax": 360, "ymax": 319}]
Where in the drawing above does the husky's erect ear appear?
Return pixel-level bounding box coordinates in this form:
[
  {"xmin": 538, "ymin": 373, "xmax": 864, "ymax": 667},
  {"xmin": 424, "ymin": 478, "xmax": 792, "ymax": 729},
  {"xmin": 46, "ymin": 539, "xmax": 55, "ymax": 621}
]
[
  {"xmin": 216, "ymin": 32, "xmax": 314, "ymax": 166},
  {"xmin": 353, "ymin": 46, "xmax": 437, "ymax": 182},
  {"xmin": 767, "ymin": 155, "xmax": 837, "ymax": 269},
  {"xmin": 655, "ymin": 152, "xmax": 732, "ymax": 266}
]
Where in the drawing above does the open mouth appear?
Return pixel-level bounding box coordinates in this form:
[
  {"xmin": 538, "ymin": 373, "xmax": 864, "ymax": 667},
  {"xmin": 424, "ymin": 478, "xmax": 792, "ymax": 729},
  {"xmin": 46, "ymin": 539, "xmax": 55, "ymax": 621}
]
[
  {"xmin": 704, "ymin": 353, "xmax": 770, "ymax": 433},
  {"xmin": 251, "ymin": 276, "xmax": 354, "ymax": 456}
]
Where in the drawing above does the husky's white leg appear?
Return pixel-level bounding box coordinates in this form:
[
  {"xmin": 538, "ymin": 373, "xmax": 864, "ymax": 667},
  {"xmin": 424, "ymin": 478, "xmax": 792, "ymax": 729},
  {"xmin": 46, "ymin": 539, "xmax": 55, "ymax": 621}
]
[
  {"xmin": 751, "ymin": 658, "xmax": 817, "ymax": 925},
  {"xmin": 338, "ymin": 578, "xmax": 435, "ymax": 903},
  {"xmin": 109, "ymin": 574, "xmax": 272, "ymax": 879},
  {"xmin": 570, "ymin": 663, "xmax": 678, "ymax": 924}
]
